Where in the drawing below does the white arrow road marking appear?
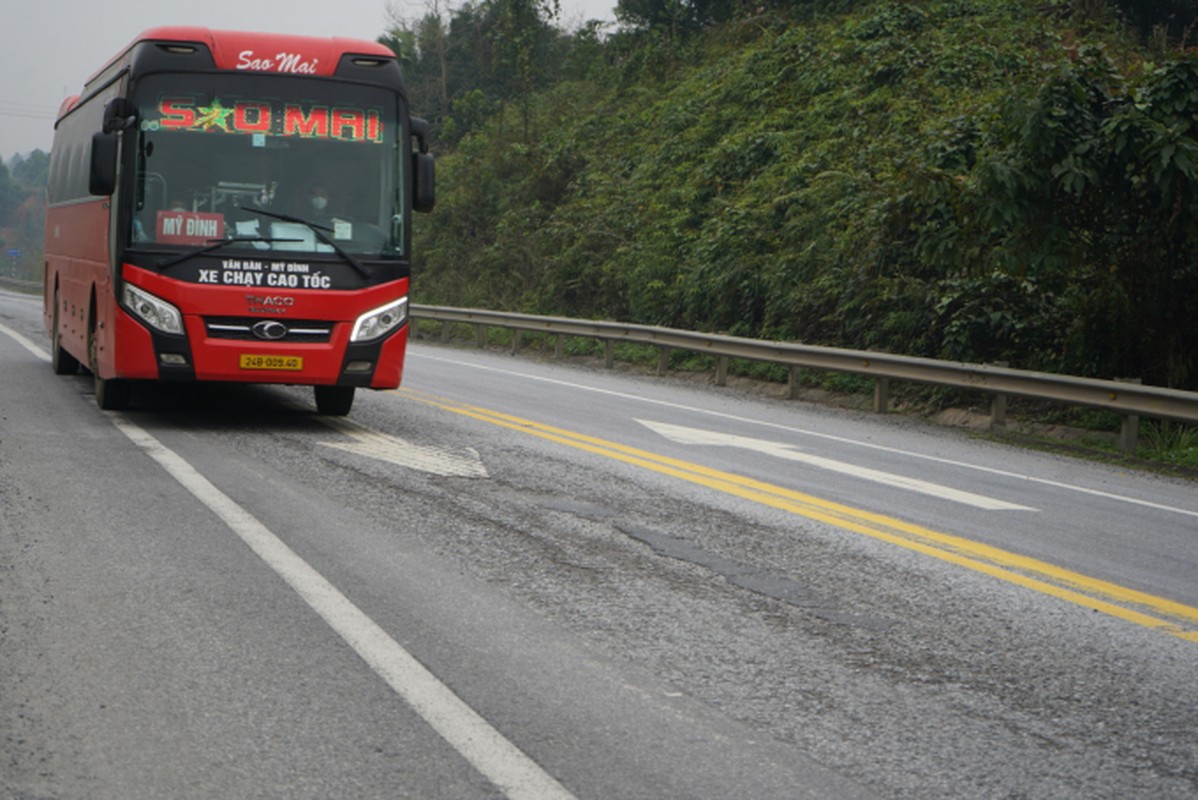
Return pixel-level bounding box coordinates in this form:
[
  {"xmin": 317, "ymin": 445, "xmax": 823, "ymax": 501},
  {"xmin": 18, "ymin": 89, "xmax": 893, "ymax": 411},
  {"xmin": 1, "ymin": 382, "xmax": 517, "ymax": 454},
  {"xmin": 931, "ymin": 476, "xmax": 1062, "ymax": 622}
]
[
  {"xmin": 316, "ymin": 416, "xmax": 488, "ymax": 478},
  {"xmin": 637, "ymin": 419, "xmax": 1035, "ymax": 511}
]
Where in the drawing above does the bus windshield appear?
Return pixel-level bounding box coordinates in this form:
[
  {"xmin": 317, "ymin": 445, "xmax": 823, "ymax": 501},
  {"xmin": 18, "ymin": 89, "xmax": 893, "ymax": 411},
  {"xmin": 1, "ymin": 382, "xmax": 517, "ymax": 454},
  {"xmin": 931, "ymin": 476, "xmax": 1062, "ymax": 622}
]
[{"xmin": 129, "ymin": 73, "xmax": 405, "ymax": 259}]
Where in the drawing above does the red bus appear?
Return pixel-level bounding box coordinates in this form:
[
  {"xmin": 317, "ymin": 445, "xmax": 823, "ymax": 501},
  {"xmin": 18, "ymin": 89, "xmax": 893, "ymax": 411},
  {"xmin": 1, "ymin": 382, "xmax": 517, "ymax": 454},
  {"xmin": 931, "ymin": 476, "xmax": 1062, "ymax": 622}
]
[{"xmin": 44, "ymin": 27, "xmax": 434, "ymax": 415}]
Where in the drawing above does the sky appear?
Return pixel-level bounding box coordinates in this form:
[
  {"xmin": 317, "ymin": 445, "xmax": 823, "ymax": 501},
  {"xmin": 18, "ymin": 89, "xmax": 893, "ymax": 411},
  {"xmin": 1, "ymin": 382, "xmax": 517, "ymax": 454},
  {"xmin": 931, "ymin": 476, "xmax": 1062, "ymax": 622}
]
[{"xmin": 0, "ymin": 0, "xmax": 617, "ymax": 161}]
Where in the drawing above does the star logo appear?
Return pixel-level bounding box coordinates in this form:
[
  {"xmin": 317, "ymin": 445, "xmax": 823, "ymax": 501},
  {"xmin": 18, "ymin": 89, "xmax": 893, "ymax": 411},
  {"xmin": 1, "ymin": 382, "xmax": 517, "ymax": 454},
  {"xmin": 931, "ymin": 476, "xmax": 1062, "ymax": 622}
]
[{"xmin": 195, "ymin": 99, "xmax": 233, "ymax": 132}]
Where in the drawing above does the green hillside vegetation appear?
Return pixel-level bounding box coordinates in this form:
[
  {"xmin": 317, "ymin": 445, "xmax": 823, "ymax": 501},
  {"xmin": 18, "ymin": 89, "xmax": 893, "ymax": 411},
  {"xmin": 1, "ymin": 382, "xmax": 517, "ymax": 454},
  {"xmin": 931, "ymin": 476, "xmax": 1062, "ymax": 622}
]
[
  {"xmin": 395, "ymin": 0, "xmax": 1198, "ymax": 393},
  {"xmin": 0, "ymin": 151, "xmax": 47, "ymax": 284}
]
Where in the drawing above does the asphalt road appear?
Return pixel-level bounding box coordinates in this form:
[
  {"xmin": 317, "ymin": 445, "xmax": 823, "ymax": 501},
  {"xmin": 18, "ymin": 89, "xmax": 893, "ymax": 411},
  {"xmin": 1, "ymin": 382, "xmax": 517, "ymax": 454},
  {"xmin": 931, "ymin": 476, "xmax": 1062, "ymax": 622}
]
[{"xmin": 2, "ymin": 288, "xmax": 1196, "ymax": 799}]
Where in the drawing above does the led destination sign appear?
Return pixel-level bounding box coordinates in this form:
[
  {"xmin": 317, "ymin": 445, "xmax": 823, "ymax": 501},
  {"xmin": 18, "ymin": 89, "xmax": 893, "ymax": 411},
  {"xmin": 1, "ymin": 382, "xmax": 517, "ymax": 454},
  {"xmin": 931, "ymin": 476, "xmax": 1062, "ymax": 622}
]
[{"xmin": 148, "ymin": 98, "xmax": 385, "ymax": 143}]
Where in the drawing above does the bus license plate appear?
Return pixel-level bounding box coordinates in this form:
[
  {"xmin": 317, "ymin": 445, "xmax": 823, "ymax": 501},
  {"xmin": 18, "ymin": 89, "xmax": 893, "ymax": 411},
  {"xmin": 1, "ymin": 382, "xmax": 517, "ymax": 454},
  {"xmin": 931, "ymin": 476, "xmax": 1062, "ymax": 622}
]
[{"xmin": 239, "ymin": 354, "xmax": 304, "ymax": 371}]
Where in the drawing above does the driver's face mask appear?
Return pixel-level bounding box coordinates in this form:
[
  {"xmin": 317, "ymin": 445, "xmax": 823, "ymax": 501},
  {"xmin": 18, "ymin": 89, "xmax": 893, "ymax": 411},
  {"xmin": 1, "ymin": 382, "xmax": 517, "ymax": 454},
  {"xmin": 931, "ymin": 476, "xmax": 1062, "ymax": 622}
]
[{"xmin": 311, "ymin": 196, "xmax": 328, "ymax": 212}]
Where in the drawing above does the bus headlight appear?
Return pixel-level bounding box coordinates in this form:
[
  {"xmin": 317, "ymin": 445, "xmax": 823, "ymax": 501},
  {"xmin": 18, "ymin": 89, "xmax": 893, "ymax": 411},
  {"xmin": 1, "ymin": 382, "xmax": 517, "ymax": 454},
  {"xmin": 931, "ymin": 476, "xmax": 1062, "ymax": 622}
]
[
  {"xmin": 351, "ymin": 297, "xmax": 408, "ymax": 342},
  {"xmin": 123, "ymin": 284, "xmax": 184, "ymax": 334}
]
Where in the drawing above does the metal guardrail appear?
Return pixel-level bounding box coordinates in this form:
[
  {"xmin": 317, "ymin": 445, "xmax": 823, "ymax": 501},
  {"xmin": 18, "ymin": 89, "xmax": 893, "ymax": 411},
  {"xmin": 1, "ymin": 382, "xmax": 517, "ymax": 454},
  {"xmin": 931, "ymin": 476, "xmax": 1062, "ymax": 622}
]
[
  {"xmin": 411, "ymin": 304, "xmax": 1198, "ymax": 453},
  {"xmin": 0, "ymin": 276, "xmax": 42, "ymax": 294}
]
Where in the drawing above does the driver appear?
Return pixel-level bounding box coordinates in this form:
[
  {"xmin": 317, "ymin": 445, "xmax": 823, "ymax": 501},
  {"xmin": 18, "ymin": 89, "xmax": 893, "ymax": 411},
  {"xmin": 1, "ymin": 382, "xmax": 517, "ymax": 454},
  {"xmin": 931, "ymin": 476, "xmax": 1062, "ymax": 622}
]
[{"xmin": 294, "ymin": 184, "xmax": 337, "ymax": 223}]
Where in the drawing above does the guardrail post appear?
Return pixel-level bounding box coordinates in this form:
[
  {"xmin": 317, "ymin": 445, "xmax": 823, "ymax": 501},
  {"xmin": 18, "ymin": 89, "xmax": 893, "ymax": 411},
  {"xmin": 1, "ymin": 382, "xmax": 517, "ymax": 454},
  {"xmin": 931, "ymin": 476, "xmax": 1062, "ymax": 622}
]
[
  {"xmin": 990, "ymin": 362, "xmax": 1008, "ymax": 430},
  {"xmin": 555, "ymin": 335, "xmax": 565, "ymax": 359},
  {"xmin": 475, "ymin": 324, "xmax": 486, "ymax": 348},
  {"xmin": 990, "ymin": 393, "xmax": 1008, "ymax": 430},
  {"xmin": 873, "ymin": 377, "xmax": 890, "ymax": 413},
  {"xmin": 1115, "ymin": 378, "xmax": 1142, "ymax": 454},
  {"xmin": 1120, "ymin": 413, "xmax": 1140, "ymax": 454},
  {"xmin": 604, "ymin": 340, "xmax": 614, "ymax": 368},
  {"xmin": 716, "ymin": 356, "xmax": 728, "ymax": 386},
  {"xmin": 788, "ymin": 366, "xmax": 801, "ymax": 400},
  {"xmin": 511, "ymin": 330, "xmax": 522, "ymax": 355},
  {"xmin": 657, "ymin": 347, "xmax": 669, "ymax": 376},
  {"xmin": 440, "ymin": 321, "xmax": 452, "ymax": 343}
]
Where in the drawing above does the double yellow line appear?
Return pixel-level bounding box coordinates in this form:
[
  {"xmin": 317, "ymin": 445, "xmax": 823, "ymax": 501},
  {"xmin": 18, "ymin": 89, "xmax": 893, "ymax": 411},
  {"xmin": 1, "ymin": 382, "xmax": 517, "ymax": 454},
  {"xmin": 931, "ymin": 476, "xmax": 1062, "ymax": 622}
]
[{"xmin": 400, "ymin": 389, "xmax": 1198, "ymax": 643}]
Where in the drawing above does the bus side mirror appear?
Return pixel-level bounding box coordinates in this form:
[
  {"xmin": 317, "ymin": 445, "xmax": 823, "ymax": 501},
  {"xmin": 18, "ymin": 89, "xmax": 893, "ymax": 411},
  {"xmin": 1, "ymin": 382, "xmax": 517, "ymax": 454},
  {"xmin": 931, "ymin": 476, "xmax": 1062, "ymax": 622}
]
[
  {"xmin": 411, "ymin": 117, "xmax": 431, "ymax": 154},
  {"xmin": 102, "ymin": 98, "xmax": 137, "ymax": 133},
  {"xmin": 413, "ymin": 152, "xmax": 435, "ymax": 213},
  {"xmin": 89, "ymin": 132, "xmax": 119, "ymax": 196}
]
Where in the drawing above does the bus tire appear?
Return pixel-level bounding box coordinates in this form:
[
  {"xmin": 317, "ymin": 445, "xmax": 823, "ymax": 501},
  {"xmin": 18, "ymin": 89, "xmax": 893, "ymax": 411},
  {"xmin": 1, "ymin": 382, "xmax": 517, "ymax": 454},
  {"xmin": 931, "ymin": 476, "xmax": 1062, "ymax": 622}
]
[
  {"xmin": 51, "ymin": 288, "xmax": 80, "ymax": 375},
  {"xmin": 314, "ymin": 385, "xmax": 354, "ymax": 416},
  {"xmin": 95, "ymin": 375, "xmax": 131, "ymax": 411},
  {"xmin": 88, "ymin": 311, "xmax": 130, "ymax": 411}
]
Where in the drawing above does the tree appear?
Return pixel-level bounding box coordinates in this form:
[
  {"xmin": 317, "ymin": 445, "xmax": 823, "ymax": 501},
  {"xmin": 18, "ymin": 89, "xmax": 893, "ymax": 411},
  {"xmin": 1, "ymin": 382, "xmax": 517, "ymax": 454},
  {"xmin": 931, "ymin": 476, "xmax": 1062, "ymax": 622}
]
[
  {"xmin": 1108, "ymin": 0, "xmax": 1198, "ymax": 45},
  {"xmin": 0, "ymin": 160, "xmax": 22, "ymax": 222},
  {"xmin": 489, "ymin": 0, "xmax": 562, "ymax": 140},
  {"xmin": 903, "ymin": 48, "xmax": 1198, "ymax": 388},
  {"xmin": 10, "ymin": 150, "xmax": 49, "ymax": 189},
  {"xmin": 0, "ymin": 154, "xmax": 45, "ymax": 282},
  {"xmin": 616, "ymin": 0, "xmax": 697, "ymax": 34},
  {"xmin": 382, "ymin": 1, "xmax": 453, "ymax": 125}
]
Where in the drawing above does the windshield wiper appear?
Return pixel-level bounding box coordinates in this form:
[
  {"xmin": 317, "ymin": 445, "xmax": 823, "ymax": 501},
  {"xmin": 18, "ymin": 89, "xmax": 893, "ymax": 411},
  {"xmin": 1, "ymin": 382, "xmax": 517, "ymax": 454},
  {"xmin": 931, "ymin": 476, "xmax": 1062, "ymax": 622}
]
[
  {"xmin": 240, "ymin": 207, "xmax": 372, "ymax": 279},
  {"xmin": 156, "ymin": 236, "xmax": 301, "ymax": 269}
]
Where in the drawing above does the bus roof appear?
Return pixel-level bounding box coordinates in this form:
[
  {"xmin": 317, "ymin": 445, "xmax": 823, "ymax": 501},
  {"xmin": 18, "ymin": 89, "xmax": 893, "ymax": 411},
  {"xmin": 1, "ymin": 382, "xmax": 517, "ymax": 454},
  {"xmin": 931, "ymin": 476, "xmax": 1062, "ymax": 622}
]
[{"xmin": 87, "ymin": 26, "xmax": 395, "ymax": 86}]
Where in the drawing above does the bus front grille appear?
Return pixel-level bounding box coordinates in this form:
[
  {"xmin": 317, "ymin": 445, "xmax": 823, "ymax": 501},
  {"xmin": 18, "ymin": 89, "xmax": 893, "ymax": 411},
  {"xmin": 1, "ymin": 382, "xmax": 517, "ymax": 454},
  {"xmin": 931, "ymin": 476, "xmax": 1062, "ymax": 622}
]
[{"xmin": 205, "ymin": 317, "xmax": 333, "ymax": 343}]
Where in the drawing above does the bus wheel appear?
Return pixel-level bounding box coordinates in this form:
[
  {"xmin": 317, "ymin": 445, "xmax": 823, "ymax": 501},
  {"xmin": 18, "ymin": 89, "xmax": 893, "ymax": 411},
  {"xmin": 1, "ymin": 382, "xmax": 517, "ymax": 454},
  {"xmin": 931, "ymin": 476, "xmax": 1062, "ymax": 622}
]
[
  {"xmin": 314, "ymin": 385, "xmax": 355, "ymax": 416},
  {"xmin": 51, "ymin": 289, "xmax": 80, "ymax": 375},
  {"xmin": 94, "ymin": 374, "xmax": 131, "ymax": 411},
  {"xmin": 88, "ymin": 319, "xmax": 130, "ymax": 411}
]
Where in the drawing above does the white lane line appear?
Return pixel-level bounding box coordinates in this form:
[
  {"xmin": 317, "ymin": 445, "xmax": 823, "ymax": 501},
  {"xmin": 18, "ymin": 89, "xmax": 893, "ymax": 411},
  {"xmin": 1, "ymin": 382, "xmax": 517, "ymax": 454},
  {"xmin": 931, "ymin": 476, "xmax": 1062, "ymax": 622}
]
[
  {"xmin": 638, "ymin": 419, "xmax": 1034, "ymax": 511},
  {"xmin": 0, "ymin": 321, "xmax": 51, "ymax": 361},
  {"xmin": 2, "ymin": 327, "xmax": 559, "ymax": 793},
  {"xmin": 410, "ymin": 350, "xmax": 1198, "ymax": 520},
  {"xmin": 108, "ymin": 415, "xmax": 575, "ymax": 800}
]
